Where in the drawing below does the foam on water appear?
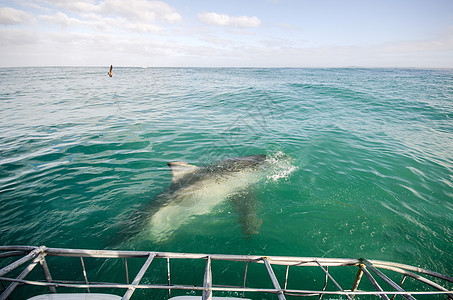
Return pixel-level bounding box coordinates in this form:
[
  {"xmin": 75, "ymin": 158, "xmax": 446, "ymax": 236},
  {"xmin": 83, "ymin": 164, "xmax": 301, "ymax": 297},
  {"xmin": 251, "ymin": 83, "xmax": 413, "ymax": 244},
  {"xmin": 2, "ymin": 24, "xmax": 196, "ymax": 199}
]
[{"xmin": 265, "ymin": 151, "xmax": 299, "ymax": 182}]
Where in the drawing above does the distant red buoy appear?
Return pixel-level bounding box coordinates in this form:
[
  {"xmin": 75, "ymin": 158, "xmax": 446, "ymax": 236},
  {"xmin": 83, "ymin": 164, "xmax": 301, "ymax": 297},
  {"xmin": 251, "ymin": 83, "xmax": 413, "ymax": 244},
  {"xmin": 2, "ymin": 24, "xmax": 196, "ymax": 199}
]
[{"xmin": 108, "ymin": 65, "xmax": 113, "ymax": 77}]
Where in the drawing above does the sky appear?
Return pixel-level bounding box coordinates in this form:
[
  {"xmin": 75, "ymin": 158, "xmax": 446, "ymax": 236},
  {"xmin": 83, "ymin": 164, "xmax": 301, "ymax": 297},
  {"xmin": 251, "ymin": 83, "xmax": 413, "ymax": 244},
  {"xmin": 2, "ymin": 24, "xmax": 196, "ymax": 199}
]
[{"xmin": 0, "ymin": 0, "xmax": 452, "ymax": 67}]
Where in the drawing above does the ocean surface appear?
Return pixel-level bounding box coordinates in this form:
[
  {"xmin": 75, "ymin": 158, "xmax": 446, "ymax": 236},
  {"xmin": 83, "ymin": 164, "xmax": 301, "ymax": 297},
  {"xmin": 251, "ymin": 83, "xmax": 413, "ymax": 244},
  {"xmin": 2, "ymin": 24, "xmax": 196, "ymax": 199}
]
[{"xmin": 0, "ymin": 67, "xmax": 452, "ymax": 298}]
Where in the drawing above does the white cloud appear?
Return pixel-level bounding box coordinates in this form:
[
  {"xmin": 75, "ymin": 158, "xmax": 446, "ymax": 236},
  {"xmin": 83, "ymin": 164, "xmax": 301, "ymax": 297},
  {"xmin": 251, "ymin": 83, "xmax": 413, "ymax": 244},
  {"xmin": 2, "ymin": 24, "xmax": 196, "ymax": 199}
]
[
  {"xmin": 35, "ymin": 1, "xmax": 174, "ymax": 33},
  {"xmin": 0, "ymin": 27, "xmax": 39, "ymax": 46},
  {"xmin": 78, "ymin": 12, "xmax": 164, "ymax": 33},
  {"xmin": 122, "ymin": 21, "xmax": 163, "ymax": 34},
  {"xmin": 100, "ymin": 0, "xmax": 182, "ymax": 23},
  {"xmin": 198, "ymin": 12, "xmax": 261, "ymax": 28},
  {"xmin": 36, "ymin": 0, "xmax": 182, "ymax": 23},
  {"xmin": 0, "ymin": 7, "xmax": 33, "ymax": 25},
  {"xmin": 1, "ymin": 1, "xmax": 452, "ymax": 67},
  {"xmin": 32, "ymin": 0, "xmax": 99, "ymax": 13},
  {"xmin": 39, "ymin": 12, "xmax": 84, "ymax": 27},
  {"xmin": 24, "ymin": 0, "xmax": 180, "ymax": 34},
  {"xmin": 377, "ymin": 30, "xmax": 453, "ymax": 54}
]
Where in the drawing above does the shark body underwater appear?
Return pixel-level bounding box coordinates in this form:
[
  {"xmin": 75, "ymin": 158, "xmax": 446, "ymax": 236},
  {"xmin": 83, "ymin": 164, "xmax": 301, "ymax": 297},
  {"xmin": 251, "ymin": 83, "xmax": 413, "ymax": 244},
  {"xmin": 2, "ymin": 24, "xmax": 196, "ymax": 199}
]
[{"xmin": 136, "ymin": 155, "xmax": 267, "ymax": 242}]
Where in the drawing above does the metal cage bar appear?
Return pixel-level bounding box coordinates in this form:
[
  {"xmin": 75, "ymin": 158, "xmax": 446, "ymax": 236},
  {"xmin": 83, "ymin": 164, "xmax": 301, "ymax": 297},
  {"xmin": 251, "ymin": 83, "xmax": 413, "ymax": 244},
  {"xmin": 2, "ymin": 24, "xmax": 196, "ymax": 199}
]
[
  {"xmin": 0, "ymin": 247, "xmax": 43, "ymax": 277},
  {"xmin": 202, "ymin": 256, "xmax": 212, "ymax": 300},
  {"xmin": 39, "ymin": 256, "xmax": 56, "ymax": 294},
  {"xmin": 167, "ymin": 257, "xmax": 171, "ymax": 298},
  {"xmin": 0, "ymin": 253, "xmax": 44, "ymax": 300},
  {"xmin": 263, "ymin": 257, "xmax": 286, "ymax": 300},
  {"xmin": 360, "ymin": 264, "xmax": 390, "ymax": 300},
  {"xmin": 315, "ymin": 260, "xmax": 352, "ymax": 300},
  {"xmin": 363, "ymin": 259, "xmax": 415, "ymax": 300},
  {"xmin": 242, "ymin": 261, "xmax": 249, "ymax": 298},
  {"xmin": 0, "ymin": 246, "xmax": 451, "ymax": 299},
  {"xmin": 80, "ymin": 257, "xmax": 90, "ymax": 293},
  {"xmin": 122, "ymin": 253, "xmax": 155, "ymax": 300}
]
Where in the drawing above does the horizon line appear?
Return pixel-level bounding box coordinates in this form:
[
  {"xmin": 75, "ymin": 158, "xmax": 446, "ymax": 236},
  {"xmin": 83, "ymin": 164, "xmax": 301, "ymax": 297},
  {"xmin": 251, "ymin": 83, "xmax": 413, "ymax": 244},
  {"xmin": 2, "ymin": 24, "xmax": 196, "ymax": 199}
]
[{"xmin": 1, "ymin": 65, "xmax": 453, "ymax": 70}]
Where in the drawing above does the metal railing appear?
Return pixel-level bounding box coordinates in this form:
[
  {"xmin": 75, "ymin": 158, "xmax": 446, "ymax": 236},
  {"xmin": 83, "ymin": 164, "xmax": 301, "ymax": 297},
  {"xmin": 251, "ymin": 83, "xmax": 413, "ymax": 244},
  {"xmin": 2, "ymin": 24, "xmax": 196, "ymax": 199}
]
[{"xmin": 0, "ymin": 245, "xmax": 452, "ymax": 299}]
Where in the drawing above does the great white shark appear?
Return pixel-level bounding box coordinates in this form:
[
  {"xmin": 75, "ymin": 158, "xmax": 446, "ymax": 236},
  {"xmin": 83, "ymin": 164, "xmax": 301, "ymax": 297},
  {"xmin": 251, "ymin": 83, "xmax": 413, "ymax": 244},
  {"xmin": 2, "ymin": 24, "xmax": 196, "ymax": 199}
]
[{"xmin": 140, "ymin": 154, "xmax": 267, "ymax": 242}]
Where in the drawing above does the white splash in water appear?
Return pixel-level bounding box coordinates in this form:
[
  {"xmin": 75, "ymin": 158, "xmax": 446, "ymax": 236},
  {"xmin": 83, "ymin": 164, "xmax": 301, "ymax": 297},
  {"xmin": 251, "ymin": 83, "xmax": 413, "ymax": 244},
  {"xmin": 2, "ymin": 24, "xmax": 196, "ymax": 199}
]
[{"xmin": 265, "ymin": 151, "xmax": 298, "ymax": 182}]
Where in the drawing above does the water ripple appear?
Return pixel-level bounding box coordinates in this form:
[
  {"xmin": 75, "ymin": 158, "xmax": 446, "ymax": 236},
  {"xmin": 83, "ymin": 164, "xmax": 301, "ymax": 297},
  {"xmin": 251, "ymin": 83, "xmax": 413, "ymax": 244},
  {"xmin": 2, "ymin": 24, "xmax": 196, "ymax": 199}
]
[{"xmin": 0, "ymin": 67, "xmax": 452, "ymax": 274}]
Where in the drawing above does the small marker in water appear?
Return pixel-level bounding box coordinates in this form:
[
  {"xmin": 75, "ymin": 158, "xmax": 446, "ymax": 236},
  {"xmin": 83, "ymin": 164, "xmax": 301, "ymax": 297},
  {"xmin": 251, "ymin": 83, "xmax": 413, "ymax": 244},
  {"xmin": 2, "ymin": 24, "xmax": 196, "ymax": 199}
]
[{"xmin": 108, "ymin": 65, "xmax": 113, "ymax": 77}]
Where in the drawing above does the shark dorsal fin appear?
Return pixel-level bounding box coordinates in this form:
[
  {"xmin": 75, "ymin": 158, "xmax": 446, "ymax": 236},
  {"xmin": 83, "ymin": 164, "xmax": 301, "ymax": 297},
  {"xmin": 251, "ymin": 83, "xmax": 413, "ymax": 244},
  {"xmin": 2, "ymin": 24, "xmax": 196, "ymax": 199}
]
[{"xmin": 167, "ymin": 162, "xmax": 199, "ymax": 182}]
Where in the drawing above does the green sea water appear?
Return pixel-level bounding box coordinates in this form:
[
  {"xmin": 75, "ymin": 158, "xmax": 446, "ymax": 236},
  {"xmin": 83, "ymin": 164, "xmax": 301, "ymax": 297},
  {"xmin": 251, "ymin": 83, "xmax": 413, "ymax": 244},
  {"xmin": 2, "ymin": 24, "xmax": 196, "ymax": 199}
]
[{"xmin": 0, "ymin": 67, "xmax": 452, "ymax": 299}]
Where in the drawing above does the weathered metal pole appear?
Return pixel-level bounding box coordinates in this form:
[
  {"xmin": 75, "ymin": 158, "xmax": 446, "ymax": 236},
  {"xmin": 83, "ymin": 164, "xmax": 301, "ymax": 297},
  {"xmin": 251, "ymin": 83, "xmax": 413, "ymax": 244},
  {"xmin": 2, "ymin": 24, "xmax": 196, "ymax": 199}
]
[
  {"xmin": 122, "ymin": 253, "xmax": 155, "ymax": 300},
  {"xmin": 242, "ymin": 262, "xmax": 249, "ymax": 299},
  {"xmin": 39, "ymin": 256, "xmax": 56, "ymax": 293},
  {"xmin": 202, "ymin": 256, "xmax": 212, "ymax": 300},
  {"xmin": 124, "ymin": 258, "xmax": 129, "ymax": 284},
  {"xmin": 0, "ymin": 247, "xmax": 42, "ymax": 277},
  {"xmin": 284, "ymin": 265, "xmax": 289, "ymax": 290},
  {"xmin": 360, "ymin": 265, "xmax": 390, "ymax": 300},
  {"xmin": 167, "ymin": 257, "xmax": 171, "ymax": 298},
  {"xmin": 80, "ymin": 257, "xmax": 90, "ymax": 293},
  {"xmin": 350, "ymin": 264, "xmax": 364, "ymax": 299},
  {"xmin": 263, "ymin": 257, "xmax": 286, "ymax": 300},
  {"xmin": 363, "ymin": 259, "xmax": 415, "ymax": 300},
  {"xmin": 0, "ymin": 253, "xmax": 43, "ymax": 300},
  {"xmin": 315, "ymin": 261, "xmax": 352, "ymax": 300}
]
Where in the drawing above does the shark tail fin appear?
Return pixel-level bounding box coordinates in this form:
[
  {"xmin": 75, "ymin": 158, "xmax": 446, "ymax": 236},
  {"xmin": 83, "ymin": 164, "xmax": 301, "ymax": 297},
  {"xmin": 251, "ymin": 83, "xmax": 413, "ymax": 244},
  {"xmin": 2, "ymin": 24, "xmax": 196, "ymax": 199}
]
[{"xmin": 168, "ymin": 162, "xmax": 199, "ymax": 182}]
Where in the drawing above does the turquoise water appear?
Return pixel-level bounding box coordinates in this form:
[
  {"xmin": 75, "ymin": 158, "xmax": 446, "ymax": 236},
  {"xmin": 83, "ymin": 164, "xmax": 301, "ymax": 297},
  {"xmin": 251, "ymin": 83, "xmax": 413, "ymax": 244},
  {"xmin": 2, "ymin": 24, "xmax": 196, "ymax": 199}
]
[{"xmin": 0, "ymin": 67, "xmax": 452, "ymax": 298}]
